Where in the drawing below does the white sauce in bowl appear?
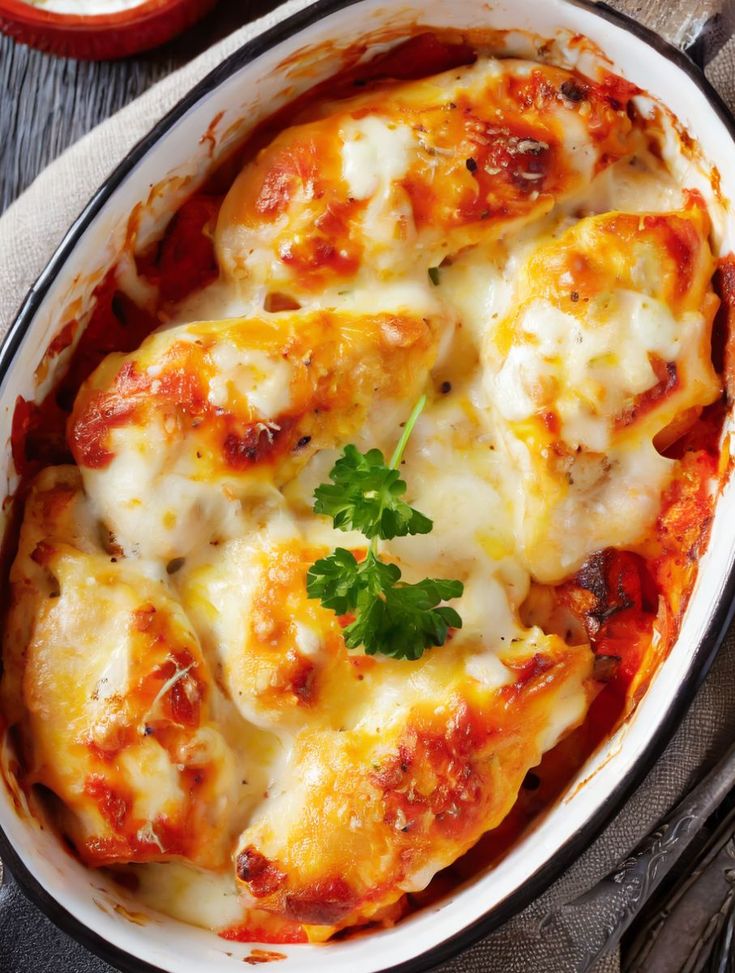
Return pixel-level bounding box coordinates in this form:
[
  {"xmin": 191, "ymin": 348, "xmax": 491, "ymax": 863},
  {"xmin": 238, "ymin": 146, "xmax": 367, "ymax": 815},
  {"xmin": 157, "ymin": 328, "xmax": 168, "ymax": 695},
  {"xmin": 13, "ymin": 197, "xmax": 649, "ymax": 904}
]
[{"xmin": 22, "ymin": 0, "xmax": 149, "ymax": 15}]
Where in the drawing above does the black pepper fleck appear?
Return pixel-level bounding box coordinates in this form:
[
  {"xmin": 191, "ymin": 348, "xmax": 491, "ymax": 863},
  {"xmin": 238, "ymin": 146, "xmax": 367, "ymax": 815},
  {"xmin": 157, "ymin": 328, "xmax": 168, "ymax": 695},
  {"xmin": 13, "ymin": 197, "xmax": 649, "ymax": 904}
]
[{"xmin": 560, "ymin": 79, "xmax": 586, "ymax": 102}]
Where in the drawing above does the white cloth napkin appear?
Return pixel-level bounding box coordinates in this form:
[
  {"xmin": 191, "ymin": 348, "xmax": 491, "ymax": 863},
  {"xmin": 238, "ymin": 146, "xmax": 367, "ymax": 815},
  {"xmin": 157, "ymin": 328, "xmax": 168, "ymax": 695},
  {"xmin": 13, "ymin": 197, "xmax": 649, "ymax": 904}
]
[{"xmin": 1, "ymin": 2, "xmax": 735, "ymax": 971}]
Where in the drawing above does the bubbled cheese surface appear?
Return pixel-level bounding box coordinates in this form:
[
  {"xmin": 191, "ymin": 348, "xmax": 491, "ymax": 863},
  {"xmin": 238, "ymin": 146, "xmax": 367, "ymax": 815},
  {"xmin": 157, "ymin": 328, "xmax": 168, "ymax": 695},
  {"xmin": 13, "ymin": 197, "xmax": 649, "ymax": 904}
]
[{"xmin": 1, "ymin": 53, "xmax": 722, "ymax": 940}]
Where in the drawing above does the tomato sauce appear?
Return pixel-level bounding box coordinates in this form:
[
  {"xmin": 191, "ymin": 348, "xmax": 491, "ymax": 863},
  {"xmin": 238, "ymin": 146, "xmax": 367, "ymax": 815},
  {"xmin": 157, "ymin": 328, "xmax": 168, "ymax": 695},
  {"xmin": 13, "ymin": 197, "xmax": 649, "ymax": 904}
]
[{"xmin": 221, "ymin": 922, "xmax": 307, "ymax": 945}]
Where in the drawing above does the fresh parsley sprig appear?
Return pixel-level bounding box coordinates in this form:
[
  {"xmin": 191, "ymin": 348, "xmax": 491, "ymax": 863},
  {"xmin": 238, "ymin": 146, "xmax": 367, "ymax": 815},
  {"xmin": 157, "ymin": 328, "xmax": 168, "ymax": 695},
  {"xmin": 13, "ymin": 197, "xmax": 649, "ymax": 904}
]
[
  {"xmin": 313, "ymin": 445, "xmax": 433, "ymax": 539},
  {"xmin": 306, "ymin": 396, "xmax": 464, "ymax": 660}
]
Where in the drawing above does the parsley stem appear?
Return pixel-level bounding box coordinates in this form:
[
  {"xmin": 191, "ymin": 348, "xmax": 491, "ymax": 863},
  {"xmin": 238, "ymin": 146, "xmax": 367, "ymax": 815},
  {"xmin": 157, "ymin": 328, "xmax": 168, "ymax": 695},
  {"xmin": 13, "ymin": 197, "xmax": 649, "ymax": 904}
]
[
  {"xmin": 367, "ymin": 395, "xmax": 427, "ymax": 560},
  {"xmin": 389, "ymin": 395, "xmax": 427, "ymax": 470}
]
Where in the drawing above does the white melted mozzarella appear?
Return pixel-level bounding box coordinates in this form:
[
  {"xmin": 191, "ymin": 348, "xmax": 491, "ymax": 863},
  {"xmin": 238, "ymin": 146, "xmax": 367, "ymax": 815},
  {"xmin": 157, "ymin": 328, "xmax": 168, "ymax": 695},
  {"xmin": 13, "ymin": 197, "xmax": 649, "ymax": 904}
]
[
  {"xmin": 132, "ymin": 863, "xmax": 245, "ymax": 929},
  {"xmin": 558, "ymin": 111, "xmax": 598, "ymax": 181},
  {"xmin": 492, "ymin": 293, "xmax": 685, "ymax": 452},
  {"xmin": 504, "ymin": 431, "xmax": 673, "ymax": 580},
  {"xmin": 535, "ymin": 665, "xmax": 590, "ymax": 753},
  {"xmin": 118, "ymin": 745, "xmax": 185, "ymax": 824},
  {"xmin": 207, "ymin": 344, "xmax": 293, "ymax": 416},
  {"xmin": 165, "ymin": 277, "xmax": 259, "ymax": 328},
  {"xmin": 341, "ymin": 116, "xmax": 415, "ymax": 200},
  {"xmin": 437, "ymin": 246, "xmax": 514, "ymax": 348},
  {"xmin": 577, "ymin": 158, "xmax": 683, "ymax": 214},
  {"xmin": 85, "ymin": 440, "xmax": 247, "ymax": 561},
  {"xmin": 340, "ymin": 116, "xmax": 418, "ymax": 273}
]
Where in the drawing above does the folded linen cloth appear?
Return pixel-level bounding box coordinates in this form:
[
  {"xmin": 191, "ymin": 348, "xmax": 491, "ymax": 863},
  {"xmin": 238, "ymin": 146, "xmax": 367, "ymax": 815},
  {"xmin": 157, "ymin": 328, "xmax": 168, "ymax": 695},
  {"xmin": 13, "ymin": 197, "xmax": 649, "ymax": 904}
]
[{"xmin": 1, "ymin": 2, "xmax": 735, "ymax": 972}]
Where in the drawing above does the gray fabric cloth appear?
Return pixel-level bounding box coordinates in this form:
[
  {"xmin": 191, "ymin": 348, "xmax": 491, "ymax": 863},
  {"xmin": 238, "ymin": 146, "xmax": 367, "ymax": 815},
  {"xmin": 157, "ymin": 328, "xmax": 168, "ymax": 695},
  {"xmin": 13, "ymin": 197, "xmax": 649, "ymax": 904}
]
[{"xmin": 1, "ymin": 2, "xmax": 734, "ymax": 972}]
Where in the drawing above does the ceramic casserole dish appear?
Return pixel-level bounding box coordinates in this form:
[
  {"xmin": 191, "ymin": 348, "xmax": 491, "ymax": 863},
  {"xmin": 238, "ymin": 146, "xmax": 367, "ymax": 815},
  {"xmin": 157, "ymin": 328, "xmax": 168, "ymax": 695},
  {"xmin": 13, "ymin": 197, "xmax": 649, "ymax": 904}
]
[{"xmin": 1, "ymin": 1, "xmax": 735, "ymax": 971}]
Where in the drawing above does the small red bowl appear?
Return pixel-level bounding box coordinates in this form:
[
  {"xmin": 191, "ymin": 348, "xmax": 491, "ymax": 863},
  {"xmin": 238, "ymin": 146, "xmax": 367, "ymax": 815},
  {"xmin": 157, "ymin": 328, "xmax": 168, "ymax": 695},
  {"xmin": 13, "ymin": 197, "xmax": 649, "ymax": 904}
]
[{"xmin": 0, "ymin": 0, "xmax": 219, "ymax": 59}]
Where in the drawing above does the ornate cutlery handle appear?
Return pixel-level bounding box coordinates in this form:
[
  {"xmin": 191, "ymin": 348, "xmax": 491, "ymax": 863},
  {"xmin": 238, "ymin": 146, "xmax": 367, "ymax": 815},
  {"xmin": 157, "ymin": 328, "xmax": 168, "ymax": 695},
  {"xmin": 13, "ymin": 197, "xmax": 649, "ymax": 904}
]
[
  {"xmin": 539, "ymin": 742, "xmax": 735, "ymax": 971},
  {"xmin": 601, "ymin": 0, "xmax": 734, "ymax": 67}
]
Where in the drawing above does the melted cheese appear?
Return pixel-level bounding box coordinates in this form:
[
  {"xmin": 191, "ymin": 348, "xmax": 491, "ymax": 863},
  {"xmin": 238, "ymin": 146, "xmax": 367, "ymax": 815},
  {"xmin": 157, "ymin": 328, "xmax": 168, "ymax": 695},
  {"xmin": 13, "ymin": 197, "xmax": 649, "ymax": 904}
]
[
  {"xmin": 1, "ymin": 49, "xmax": 723, "ymax": 944},
  {"xmin": 482, "ymin": 201, "xmax": 720, "ymax": 581},
  {"xmin": 216, "ymin": 57, "xmax": 636, "ymax": 300},
  {"xmin": 1, "ymin": 468, "xmax": 248, "ymax": 868},
  {"xmin": 341, "ymin": 116, "xmax": 415, "ymax": 199},
  {"xmin": 69, "ymin": 309, "xmax": 445, "ymax": 560},
  {"xmin": 233, "ymin": 635, "xmax": 591, "ymax": 937},
  {"xmin": 133, "ymin": 863, "xmax": 244, "ymax": 929},
  {"xmin": 493, "ymin": 293, "xmax": 683, "ymax": 446}
]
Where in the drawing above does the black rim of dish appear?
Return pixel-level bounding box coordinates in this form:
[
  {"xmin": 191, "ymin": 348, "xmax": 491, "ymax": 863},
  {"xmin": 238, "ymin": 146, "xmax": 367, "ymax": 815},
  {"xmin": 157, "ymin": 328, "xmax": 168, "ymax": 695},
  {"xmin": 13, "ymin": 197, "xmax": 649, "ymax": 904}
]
[{"xmin": 1, "ymin": 1, "xmax": 735, "ymax": 971}]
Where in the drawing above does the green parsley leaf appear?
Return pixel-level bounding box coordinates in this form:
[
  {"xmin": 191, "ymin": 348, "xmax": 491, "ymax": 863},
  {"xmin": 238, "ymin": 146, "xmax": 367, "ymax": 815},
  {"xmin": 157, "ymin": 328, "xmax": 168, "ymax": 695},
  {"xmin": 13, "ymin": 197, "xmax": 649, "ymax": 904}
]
[
  {"xmin": 313, "ymin": 395, "xmax": 433, "ymax": 540},
  {"xmin": 306, "ymin": 547, "xmax": 363, "ymax": 614},
  {"xmin": 307, "ymin": 549, "xmax": 463, "ymax": 660},
  {"xmin": 345, "ymin": 566, "xmax": 463, "ymax": 660},
  {"xmin": 306, "ymin": 396, "xmax": 465, "ymax": 661},
  {"xmin": 313, "ymin": 445, "xmax": 432, "ymax": 539}
]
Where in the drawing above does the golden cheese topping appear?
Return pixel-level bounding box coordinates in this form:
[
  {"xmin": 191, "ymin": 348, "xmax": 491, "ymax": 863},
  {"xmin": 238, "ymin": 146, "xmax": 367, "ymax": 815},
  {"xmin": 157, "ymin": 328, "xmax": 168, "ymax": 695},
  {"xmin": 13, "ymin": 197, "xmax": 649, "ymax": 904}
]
[
  {"xmin": 69, "ymin": 309, "xmax": 443, "ymax": 560},
  {"xmin": 216, "ymin": 57, "xmax": 635, "ymax": 300},
  {"xmin": 179, "ymin": 533, "xmax": 354, "ymax": 732},
  {"xmin": 1, "ymin": 467, "xmax": 248, "ymax": 868},
  {"xmin": 484, "ymin": 199, "xmax": 721, "ymax": 581},
  {"xmin": 1, "ymin": 46, "xmax": 725, "ymax": 943},
  {"xmin": 234, "ymin": 637, "xmax": 591, "ymax": 938}
]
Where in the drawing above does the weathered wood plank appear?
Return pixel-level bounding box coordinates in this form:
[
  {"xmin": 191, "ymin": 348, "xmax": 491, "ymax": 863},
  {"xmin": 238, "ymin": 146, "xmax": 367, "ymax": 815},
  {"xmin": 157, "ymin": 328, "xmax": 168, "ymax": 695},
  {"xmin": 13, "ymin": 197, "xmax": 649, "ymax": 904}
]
[{"xmin": 0, "ymin": 0, "xmax": 280, "ymax": 211}]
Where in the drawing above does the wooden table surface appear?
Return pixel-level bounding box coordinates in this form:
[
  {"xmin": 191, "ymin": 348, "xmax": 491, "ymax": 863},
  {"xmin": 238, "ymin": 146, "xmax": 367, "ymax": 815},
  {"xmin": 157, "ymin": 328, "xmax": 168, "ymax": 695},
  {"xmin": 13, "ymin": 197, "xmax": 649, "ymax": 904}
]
[{"xmin": 0, "ymin": 0, "xmax": 281, "ymax": 213}]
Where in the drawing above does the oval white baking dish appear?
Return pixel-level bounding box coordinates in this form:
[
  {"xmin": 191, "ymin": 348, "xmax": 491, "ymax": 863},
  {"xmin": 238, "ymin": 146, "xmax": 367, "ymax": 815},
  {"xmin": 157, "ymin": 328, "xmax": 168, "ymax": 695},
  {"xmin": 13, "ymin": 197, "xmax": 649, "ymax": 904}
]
[{"xmin": 1, "ymin": 2, "xmax": 734, "ymax": 971}]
